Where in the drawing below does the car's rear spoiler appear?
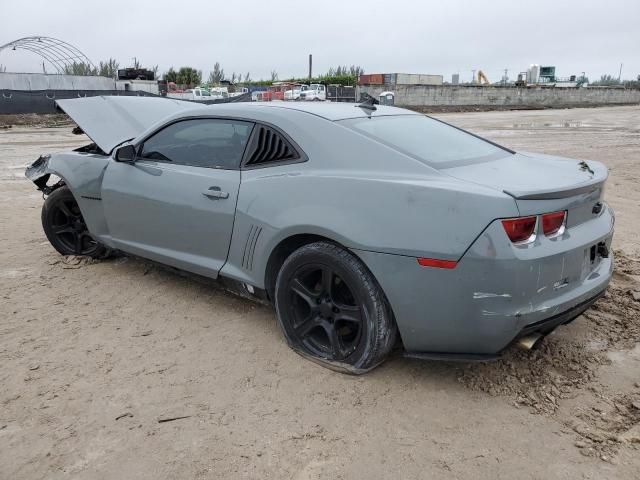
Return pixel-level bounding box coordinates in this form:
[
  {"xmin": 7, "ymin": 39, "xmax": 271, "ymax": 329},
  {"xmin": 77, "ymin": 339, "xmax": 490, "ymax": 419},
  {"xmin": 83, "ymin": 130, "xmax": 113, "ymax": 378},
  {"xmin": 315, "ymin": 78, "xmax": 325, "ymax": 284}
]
[{"xmin": 503, "ymin": 176, "xmax": 606, "ymax": 200}]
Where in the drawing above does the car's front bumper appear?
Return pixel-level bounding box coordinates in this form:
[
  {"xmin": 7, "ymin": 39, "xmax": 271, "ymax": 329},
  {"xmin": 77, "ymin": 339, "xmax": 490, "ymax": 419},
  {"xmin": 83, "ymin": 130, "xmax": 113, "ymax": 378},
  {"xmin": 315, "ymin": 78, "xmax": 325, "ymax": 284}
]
[{"xmin": 352, "ymin": 206, "xmax": 614, "ymax": 356}]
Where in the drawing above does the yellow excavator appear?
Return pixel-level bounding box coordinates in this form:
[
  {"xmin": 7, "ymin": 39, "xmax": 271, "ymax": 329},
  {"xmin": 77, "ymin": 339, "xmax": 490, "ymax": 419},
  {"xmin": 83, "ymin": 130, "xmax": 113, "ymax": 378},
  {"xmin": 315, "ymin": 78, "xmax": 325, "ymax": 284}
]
[{"xmin": 477, "ymin": 70, "xmax": 490, "ymax": 85}]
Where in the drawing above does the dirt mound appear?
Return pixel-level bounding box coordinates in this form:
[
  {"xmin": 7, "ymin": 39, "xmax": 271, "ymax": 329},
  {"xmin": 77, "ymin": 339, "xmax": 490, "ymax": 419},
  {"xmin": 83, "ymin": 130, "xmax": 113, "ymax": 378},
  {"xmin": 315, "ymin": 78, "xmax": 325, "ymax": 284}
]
[
  {"xmin": 458, "ymin": 251, "xmax": 640, "ymax": 458},
  {"xmin": 0, "ymin": 113, "xmax": 72, "ymax": 128},
  {"xmin": 566, "ymin": 390, "xmax": 640, "ymax": 460}
]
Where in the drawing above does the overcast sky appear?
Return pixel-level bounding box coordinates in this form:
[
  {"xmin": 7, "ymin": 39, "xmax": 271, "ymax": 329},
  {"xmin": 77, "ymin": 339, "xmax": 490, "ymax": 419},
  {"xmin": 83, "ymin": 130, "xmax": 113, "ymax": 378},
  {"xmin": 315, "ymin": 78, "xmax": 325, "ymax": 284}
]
[{"xmin": 1, "ymin": 0, "xmax": 638, "ymax": 83}]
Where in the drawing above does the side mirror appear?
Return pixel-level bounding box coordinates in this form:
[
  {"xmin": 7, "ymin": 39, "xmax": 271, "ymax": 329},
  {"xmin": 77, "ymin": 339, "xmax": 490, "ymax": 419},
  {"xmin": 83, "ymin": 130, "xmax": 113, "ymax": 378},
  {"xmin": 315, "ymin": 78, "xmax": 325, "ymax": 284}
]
[{"xmin": 115, "ymin": 144, "xmax": 136, "ymax": 163}]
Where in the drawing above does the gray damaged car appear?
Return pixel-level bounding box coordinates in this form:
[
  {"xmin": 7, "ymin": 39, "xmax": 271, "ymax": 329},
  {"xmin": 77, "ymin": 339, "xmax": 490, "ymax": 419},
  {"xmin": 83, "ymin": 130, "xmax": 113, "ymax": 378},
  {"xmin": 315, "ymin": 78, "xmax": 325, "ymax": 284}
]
[{"xmin": 26, "ymin": 96, "xmax": 614, "ymax": 373}]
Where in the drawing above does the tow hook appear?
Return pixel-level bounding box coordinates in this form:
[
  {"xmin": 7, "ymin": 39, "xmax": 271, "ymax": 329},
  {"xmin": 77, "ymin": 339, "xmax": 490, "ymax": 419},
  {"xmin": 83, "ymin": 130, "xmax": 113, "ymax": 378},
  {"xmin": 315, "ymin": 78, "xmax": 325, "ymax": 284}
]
[{"xmin": 597, "ymin": 242, "xmax": 609, "ymax": 258}]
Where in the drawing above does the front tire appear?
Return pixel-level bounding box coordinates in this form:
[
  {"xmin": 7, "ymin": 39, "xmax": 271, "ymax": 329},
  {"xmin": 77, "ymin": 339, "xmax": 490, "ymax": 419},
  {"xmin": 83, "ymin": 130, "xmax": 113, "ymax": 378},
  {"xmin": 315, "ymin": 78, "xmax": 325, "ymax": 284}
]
[
  {"xmin": 41, "ymin": 186, "xmax": 108, "ymax": 258},
  {"xmin": 275, "ymin": 242, "xmax": 396, "ymax": 373}
]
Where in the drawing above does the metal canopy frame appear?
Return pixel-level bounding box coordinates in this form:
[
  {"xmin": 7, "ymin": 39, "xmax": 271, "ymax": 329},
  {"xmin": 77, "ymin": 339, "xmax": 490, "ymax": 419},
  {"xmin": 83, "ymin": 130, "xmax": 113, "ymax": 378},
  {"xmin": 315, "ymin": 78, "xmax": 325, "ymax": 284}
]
[{"xmin": 0, "ymin": 36, "xmax": 95, "ymax": 74}]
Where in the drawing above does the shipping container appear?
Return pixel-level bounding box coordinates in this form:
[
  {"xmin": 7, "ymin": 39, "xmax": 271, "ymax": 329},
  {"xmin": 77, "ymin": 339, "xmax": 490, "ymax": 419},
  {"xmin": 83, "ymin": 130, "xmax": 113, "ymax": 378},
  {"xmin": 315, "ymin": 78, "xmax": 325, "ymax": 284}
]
[
  {"xmin": 383, "ymin": 73, "xmax": 396, "ymax": 85},
  {"xmin": 418, "ymin": 74, "xmax": 443, "ymax": 85},
  {"xmin": 393, "ymin": 73, "xmax": 443, "ymax": 85},
  {"xmin": 395, "ymin": 73, "xmax": 418, "ymax": 85},
  {"xmin": 358, "ymin": 74, "xmax": 384, "ymax": 85}
]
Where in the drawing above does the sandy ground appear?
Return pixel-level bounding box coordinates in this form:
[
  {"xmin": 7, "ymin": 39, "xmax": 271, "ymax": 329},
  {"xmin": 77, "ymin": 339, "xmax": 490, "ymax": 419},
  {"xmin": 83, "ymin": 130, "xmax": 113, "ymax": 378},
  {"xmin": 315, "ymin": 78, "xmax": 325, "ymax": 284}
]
[{"xmin": 1, "ymin": 106, "xmax": 639, "ymax": 480}]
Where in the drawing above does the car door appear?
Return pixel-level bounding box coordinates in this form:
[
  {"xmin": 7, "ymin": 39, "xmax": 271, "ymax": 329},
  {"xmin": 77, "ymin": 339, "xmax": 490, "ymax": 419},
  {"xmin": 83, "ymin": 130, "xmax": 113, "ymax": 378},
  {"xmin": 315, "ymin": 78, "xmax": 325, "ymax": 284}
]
[{"xmin": 101, "ymin": 118, "xmax": 254, "ymax": 278}]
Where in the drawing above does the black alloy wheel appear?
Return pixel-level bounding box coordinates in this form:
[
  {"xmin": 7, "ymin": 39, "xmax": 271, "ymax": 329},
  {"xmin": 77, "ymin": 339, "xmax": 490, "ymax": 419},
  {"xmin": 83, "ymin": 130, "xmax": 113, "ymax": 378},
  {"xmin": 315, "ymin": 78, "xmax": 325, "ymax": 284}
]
[
  {"xmin": 41, "ymin": 186, "xmax": 105, "ymax": 257},
  {"xmin": 287, "ymin": 264, "xmax": 364, "ymax": 360},
  {"xmin": 275, "ymin": 242, "xmax": 397, "ymax": 373}
]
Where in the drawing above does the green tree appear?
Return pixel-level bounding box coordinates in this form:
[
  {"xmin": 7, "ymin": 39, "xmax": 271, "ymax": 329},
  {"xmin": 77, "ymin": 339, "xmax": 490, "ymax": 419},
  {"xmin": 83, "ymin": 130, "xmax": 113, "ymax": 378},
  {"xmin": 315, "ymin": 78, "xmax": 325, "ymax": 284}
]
[
  {"xmin": 97, "ymin": 58, "xmax": 120, "ymax": 78},
  {"xmin": 327, "ymin": 65, "xmax": 364, "ymax": 78},
  {"xmin": 163, "ymin": 67, "xmax": 177, "ymax": 83},
  {"xmin": 244, "ymin": 72, "xmax": 251, "ymax": 83},
  {"xmin": 624, "ymin": 75, "xmax": 640, "ymax": 88},
  {"xmin": 592, "ymin": 74, "xmax": 621, "ymax": 86},
  {"xmin": 176, "ymin": 66, "xmax": 202, "ymax": 87},
  {"xmin": 63, "ymin": 62, "xmax": 97, "ymax": 76},
  {"xmin": 349, "ymin": 65, "xmax": 364, "ymax": 77},
  {"xmin": 270, "ymin": 70, "xmax": 279, "ymax": 81},
  {"xmin": 208, "ymin": 62, "xmax": 225, "ymax": 84}
]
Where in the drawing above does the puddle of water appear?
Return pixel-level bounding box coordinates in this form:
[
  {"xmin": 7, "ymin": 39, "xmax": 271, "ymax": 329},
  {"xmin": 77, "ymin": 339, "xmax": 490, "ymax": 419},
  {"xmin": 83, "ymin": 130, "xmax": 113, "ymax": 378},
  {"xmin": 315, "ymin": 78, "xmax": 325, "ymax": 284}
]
[
  {"xmin": 511, "ymin": 121, "xmax": 587, "ymax": 129},
  {"xmin": 607, "ymin": 343, "xmax": 640, "ymax": 363},
  {"xmin": 0, "ymin": 267, "xmax": 33, "ymax": 279}
]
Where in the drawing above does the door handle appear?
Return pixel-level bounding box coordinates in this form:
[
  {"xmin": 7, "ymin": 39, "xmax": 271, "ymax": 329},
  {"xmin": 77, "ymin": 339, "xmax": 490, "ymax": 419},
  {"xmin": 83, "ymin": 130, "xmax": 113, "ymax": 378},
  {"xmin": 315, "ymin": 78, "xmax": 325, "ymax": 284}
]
[{"xmin": 202, "ymin": 187, "xmax": 229, "ymax": 199}]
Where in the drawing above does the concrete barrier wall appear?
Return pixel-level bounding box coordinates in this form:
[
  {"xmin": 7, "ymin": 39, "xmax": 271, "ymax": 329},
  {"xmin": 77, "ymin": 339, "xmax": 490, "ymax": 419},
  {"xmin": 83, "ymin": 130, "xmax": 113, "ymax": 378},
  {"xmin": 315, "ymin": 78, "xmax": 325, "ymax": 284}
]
[
  {"xmin": 359, "ymin": 85, "xmax": 640, "ymax": 109},
  {"xmin": 0, "ymin": 73, "xmax": 115, "ymax": 91}
]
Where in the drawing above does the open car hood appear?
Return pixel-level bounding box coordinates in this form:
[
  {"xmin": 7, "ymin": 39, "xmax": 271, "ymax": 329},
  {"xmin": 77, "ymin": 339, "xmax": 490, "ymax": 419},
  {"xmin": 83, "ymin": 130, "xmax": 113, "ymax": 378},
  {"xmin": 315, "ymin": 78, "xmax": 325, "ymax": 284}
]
[{"xmin": 56, "ymin": 96, "xmax": 196, "ymax": 154}]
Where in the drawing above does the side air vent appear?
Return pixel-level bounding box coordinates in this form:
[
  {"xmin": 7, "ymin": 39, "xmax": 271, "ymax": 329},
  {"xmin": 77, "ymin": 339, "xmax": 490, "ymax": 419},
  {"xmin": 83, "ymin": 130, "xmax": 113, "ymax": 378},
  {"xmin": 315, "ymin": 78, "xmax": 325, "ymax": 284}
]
[
  {"xmin": 242, "ymin": 225, "xmax": 263, "ymax": 271},
  {"xmin": 244, "ymin": 126, "xmax": 299, "ymax": 166}
]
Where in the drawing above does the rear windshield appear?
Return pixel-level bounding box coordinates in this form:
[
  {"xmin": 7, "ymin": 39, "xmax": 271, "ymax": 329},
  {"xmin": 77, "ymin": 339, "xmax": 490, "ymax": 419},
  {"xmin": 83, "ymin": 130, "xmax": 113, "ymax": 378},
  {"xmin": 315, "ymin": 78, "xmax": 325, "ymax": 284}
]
[{"xmin": 341, "ymin": 115, "xmax": 511, "ymax": 166}]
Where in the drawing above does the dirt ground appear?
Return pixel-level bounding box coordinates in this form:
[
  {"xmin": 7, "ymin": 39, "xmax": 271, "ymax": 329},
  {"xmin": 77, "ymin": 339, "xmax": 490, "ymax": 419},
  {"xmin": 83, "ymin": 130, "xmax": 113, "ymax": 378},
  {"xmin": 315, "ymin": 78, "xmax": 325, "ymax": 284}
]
[{"xmin": 1, "ymin": 106, "xmax": 639, "ymax": 480}]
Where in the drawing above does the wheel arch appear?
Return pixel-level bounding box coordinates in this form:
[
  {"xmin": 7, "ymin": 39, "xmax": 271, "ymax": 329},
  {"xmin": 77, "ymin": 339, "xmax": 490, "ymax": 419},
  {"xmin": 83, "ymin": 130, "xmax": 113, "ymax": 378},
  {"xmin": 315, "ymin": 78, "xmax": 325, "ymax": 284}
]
[
  {"xmin": 262, "ymin": 231, "xmax": 401, "ymax": 350},
  {"xmin": 263, "ymin": 232, "xmax": 341, "ymax": 301},
  {"xmin": 26, "ymin": 152, "xmax": 112, "ymax": 241}
]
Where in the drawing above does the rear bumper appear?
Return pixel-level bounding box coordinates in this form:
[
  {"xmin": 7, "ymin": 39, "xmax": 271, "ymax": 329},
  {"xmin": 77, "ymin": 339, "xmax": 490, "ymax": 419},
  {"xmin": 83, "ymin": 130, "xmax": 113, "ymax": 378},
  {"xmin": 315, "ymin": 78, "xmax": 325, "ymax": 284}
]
[
  {"xmin": 352, "ymin": 205, "xmax": 614, "ymax": 355},
  {"xmin": 516, "ymin": 288, "xmax": 605, "ymax": 338},
  {"xmin": 402, "ymin": 288, "xmax": 607, "ymax": 362}
]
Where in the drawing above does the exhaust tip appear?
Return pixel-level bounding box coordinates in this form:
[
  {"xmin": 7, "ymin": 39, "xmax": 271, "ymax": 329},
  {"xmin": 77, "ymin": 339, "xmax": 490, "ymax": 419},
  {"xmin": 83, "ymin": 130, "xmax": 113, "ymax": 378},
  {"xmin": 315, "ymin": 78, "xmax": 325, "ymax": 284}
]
[{"xmin": 517, "ymin": 333, "xmax": 543, "ymax": 351}]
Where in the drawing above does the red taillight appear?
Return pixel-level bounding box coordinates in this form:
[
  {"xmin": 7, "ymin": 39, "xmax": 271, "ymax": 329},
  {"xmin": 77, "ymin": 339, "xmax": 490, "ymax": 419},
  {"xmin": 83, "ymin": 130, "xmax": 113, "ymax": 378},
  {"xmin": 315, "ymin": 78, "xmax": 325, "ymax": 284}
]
[
  {"xmin": 501, "ymin": 216, "xmax": 537, "ymax": 243},
  {"xmin": 542, "ymin": 211, "xmax": 566, "ymax": 236},
  {"xmin": 417, "ymin": 258, "xmax": 458, "ymax": 269}
]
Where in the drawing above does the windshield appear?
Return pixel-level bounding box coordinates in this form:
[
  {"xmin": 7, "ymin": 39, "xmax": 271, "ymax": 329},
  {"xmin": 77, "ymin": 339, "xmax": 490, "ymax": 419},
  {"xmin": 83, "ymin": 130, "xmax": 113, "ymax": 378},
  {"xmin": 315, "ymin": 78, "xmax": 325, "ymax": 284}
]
[{"xmin": 341, "ymin": 115, "xmax": 511, "ymax": 166}]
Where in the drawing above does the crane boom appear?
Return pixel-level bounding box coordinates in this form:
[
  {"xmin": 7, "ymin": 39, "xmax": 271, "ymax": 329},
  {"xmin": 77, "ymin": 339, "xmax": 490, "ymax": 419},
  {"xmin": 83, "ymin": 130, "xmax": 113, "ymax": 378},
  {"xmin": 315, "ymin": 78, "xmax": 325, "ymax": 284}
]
[{"xmin": 477, "ymin": 70, "xmax": 490, "ymax": 85}]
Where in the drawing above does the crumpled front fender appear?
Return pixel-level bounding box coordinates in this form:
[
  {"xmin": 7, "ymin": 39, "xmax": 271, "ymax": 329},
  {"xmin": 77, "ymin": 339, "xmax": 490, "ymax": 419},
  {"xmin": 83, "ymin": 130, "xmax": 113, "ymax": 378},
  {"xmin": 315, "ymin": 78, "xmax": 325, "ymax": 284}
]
[
  {"xmin": 25, "ymin": 154, "xmax": 64, "ymax": 194},
  {"xmin": 24, "ymin": 151, "xmax": 113, "ymax": 242}
]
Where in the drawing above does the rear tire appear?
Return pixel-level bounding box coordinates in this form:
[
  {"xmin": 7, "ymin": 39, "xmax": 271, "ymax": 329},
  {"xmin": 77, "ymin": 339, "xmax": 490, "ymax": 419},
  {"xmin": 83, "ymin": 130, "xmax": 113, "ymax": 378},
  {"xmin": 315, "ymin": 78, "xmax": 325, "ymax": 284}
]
[
  {"xmin": 41, "ymin": 186, "xmax": 109, "ymax": 258},
  {"xmin": 275, "ymin": 242, "xmax": 396, "ymax": 373}
]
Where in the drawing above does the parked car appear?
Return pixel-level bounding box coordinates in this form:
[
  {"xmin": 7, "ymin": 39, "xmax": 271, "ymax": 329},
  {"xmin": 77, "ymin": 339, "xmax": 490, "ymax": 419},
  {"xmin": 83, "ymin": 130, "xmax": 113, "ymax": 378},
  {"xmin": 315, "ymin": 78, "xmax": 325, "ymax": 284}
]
[{"xmin": 26, "ymin": 97, "xmax": 614, "ymax": 373}]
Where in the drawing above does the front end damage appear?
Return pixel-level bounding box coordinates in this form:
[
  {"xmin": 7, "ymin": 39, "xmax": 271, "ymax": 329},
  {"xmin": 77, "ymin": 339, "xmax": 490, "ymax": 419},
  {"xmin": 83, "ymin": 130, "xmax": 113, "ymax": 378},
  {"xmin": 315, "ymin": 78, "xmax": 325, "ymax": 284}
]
[
  {"xmin": 25, "ymin": 154, "xmax": 64, "ymax": 195},
  {"xmin": 24, "ymin": 148, "xmax": 113, "ymax": 243}
]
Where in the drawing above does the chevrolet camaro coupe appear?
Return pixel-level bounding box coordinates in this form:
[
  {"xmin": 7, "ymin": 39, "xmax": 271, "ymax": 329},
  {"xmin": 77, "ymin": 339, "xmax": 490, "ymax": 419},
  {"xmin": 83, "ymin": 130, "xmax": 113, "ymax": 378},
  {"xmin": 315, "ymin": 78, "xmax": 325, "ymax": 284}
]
[{"xmin": 26, "ymin": 96, "xmax": 614, "ymax": 373}]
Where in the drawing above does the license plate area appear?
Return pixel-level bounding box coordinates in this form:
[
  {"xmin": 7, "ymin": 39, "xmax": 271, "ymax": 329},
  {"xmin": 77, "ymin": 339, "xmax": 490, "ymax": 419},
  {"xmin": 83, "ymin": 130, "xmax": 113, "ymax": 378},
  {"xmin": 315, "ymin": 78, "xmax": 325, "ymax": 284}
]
[
  {"xmin": 583, "ymin": 240, "xmax": 609, "ymax": 278},
  {"xmin": 589, "ymin": 241, "xmax": 609, "ymax": 264}
]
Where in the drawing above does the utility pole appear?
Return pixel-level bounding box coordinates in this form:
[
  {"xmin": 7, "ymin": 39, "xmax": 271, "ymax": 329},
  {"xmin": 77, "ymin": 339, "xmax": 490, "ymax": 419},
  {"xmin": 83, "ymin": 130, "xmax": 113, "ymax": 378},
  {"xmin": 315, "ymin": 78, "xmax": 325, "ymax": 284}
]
[
  {"xmin": 618, "ymin": 63, "xmax": 623, "ymax": 82},
  {"xmin": 503, "ymin": 68, "xmax": 508, "ymax": 86},
  {"xmin": 471, "ymin": 69, "xmax": 476, "ymax": 84},
  {"xmin": 308, "ymin": 54, "xmax": 312, "ymax": 83}
]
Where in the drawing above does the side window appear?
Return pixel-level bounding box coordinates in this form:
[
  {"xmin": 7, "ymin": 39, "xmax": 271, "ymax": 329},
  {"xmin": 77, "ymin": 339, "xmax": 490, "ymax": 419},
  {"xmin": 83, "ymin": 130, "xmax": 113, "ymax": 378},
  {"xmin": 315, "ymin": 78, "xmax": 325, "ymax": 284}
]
[
  {"xmin": 140, "ymin": 119, "xmax": 253, "ymax": 169},
  {"xmin": 243, "ymin": 125, "xmax": 301, "ymax": 167}
]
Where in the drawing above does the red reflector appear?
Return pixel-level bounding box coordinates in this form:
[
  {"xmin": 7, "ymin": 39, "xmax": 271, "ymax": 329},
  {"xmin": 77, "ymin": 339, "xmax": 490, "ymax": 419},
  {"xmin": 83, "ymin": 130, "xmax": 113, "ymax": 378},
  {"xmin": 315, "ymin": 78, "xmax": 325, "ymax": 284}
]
[
  {"xmin": 542, "ymin": 211, "xmax": 566, "ymax": 236},
  {"xmin": 501, "ymin": 216, "xmax": 537, "ymax": 243},
  {"xmin": 417, "ymin": 258, "xmax": 458, "ymax": 269}
]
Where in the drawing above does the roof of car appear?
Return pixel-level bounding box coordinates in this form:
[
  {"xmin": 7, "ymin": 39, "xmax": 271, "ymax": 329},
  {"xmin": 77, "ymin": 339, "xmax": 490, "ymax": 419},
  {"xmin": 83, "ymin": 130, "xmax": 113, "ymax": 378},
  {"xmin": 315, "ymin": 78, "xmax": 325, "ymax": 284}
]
[
  {"xmin": 55, "ymin": 96, "xmax": 421, "ymax": 153},
  {"xmin": 178, "ymin": 101, "xmax": 421, "ymax": 122}
]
